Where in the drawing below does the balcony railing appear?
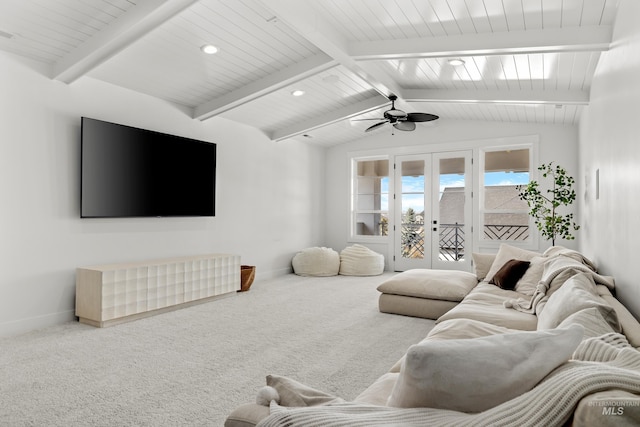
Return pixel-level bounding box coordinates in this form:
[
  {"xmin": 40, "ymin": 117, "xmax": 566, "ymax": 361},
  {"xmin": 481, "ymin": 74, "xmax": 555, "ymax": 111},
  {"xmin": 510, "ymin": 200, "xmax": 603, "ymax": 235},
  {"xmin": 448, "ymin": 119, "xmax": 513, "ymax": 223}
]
[{"xmin": 401, "ymin": 223, "xmax": 529, "ymax": 261}]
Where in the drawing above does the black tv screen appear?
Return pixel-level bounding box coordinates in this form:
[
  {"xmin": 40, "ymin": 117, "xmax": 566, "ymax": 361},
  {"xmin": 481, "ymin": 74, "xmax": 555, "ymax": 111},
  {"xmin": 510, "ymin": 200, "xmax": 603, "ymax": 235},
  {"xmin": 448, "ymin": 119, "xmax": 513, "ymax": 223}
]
[{"xmin": 81, "ymin": 117, "xmax": 216, "ymax": 218}]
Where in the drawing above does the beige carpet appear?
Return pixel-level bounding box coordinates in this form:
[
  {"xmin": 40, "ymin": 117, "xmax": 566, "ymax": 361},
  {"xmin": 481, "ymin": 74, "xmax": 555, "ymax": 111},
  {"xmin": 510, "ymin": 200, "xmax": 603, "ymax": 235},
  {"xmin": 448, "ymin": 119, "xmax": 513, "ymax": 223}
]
[{"xmin": 0, "ymin": 273, "xmax": 435, "ymax": 426}]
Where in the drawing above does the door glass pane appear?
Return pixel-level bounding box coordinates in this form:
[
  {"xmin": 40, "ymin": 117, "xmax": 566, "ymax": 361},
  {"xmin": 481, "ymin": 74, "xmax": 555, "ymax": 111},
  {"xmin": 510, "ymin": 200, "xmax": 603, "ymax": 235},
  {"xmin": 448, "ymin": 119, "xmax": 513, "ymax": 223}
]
[
  {"xmin": 438, "ymin": 157, "xmax": 466, "ymax": 262},
  {"xmin": 483, "ymin": 149, "xmax": 530, "ymax": 241},
  {"xmin": 401, "ymin": 161, "xmax": 425, "ymax": 259}
]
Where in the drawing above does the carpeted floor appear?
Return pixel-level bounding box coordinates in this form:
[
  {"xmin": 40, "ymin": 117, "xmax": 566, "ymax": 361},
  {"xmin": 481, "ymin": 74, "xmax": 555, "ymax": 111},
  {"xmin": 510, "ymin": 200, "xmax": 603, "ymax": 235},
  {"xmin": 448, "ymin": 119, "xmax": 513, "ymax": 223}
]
[{"xmin": 0, "ymin": 273, "xmax": 435, "ymax": 426}]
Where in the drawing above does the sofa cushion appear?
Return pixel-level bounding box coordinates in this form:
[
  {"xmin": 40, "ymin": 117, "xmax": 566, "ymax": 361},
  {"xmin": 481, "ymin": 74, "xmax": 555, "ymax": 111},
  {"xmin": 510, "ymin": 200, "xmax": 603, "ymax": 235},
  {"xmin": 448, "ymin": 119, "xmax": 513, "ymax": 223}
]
[
  {"xmin": 386, "ymin": 325, "xmax": 584, "ymax": 412},
  {"xmin": 224, "ymin": 403, "xmax": 270, "ymax": 427},
  {"xmin": 557, "ymin": 307, "xmax": 618, "ymax": 339},
  {"xmin": 597, "ymin": 286, "xmax": 640, "ymax": 348},
  {"xmin": 514, "ymin": 255, "xmax": 546, "ymax": 295},
  {"xmin": 485, "ymin": 243, "xmax": 541, "ymax": 284},
  {"xmin": 436, "ymin": 283, "xmax": 538, "ymax": 330},
  {"xmin": 353, "ymin": 372, "xmax": 399, "ymax": 406},
  {"xmin": 377, "ymin": 269, "xmax": 478, "ymax": 302},
  {"xmin": 471, "ymin": 252, "xmax": 495, "ymax": 281},
  {"xmin": 489, "ymin": 259, "xmax": 530, "ymax": 290},
  {"xmin": 537, "ymin": 272, "xmax": 621, "ymax": 332},
  {"xmin": 426, "ymin": 318, "xmax": 518, "ymax": 341}
]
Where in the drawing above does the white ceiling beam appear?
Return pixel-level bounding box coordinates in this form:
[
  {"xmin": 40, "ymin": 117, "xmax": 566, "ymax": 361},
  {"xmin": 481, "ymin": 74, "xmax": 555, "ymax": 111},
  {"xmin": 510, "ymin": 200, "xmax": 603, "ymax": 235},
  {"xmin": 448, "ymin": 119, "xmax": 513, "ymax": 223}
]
[
  {"xmin": 269, "ymin": 95, "xmax": 389, "ymax": 142},
  {"xmin": 258, "ymin": 0, "xmax": 403, "ymax": 99},
  {"xmin": 403, "ymin": 89, "xmax": 589, "ymax": 105},
  {"xmin": 53, "ymin": 0, "xmax": 198, "ymax": 83},
  {"xmin": 350, "ymin": 26, "xmax": 612, "ymax": 61},
  {"xmin": 194, "ymin": 52, "xmax": 336, "ymax": 121}
]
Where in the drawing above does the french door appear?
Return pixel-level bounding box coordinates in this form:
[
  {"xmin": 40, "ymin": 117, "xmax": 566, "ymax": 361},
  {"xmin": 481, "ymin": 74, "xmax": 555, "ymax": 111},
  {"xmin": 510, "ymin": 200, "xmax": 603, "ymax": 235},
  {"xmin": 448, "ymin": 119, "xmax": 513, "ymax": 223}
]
[{"xmin": 393, "ymin": 151, "xmax": 472, "ymax": 271}]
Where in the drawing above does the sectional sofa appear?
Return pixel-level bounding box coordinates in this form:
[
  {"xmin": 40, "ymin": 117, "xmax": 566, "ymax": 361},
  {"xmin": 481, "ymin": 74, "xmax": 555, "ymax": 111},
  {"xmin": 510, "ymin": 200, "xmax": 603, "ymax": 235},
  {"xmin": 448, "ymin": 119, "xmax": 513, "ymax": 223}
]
[{"xmin": 225, "ymin": 244, "xmax": 640, "ymax": 427}]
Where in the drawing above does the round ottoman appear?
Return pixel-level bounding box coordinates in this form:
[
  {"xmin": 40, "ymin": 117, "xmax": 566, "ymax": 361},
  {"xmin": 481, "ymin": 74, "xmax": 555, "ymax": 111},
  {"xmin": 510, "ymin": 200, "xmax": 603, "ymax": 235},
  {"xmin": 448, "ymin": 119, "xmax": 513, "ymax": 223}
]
[
  {"xmin": 339, "ymin": 244, "xmax": 384, "ymax": 276},
  {"xmin": 292, "ymin": 247, "xmax": 340, "ymax": 276}
]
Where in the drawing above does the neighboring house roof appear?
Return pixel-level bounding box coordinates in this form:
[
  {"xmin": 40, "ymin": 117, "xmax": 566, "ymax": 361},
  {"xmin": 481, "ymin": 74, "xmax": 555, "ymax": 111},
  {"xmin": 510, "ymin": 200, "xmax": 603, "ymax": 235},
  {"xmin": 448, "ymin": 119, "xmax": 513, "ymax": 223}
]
[{"xmin": 439, "ymin": 185, "xmax": 529, "ymax": 225}]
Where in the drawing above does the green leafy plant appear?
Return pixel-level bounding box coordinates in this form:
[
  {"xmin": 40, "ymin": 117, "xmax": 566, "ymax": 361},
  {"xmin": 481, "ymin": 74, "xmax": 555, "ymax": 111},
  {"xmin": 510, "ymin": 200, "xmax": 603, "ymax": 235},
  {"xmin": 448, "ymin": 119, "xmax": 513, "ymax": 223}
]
[{"xmin": 518, "ymin": 162, "xmax": 580, "ymax": 245}]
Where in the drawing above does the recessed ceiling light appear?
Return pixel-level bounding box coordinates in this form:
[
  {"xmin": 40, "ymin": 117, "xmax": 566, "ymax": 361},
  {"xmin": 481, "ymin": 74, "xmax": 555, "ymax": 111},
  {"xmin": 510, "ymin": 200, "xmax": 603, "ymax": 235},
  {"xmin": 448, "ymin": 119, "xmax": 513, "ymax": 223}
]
[
  {"xmin": 291, "ymin": 90, "xmax": 305, "ymax": 97},
  {"xmin": 448, "ymin": 58, "xmax": 465, "ymax": 66},
  {"xmin": 200, "ymin": 44, "xmax": 219, "ymax": 54}
]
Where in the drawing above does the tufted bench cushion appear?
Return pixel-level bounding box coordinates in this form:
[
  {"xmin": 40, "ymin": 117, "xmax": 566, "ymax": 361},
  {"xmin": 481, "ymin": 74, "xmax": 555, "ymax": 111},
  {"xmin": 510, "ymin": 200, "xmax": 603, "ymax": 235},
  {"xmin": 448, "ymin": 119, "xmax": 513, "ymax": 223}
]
[{"xmin": 377, "ymin": 269, "xmax": 478, "ymax": 319}]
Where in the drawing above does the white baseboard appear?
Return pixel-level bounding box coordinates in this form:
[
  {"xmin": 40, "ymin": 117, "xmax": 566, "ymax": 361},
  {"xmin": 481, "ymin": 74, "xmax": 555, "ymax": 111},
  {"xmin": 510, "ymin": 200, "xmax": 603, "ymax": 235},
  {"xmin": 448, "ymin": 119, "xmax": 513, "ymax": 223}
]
[
  {"xmin": 0, "ymin": 310, "xmax": 76, "ymax": 338},
  {"xmin": 0, "ymin": 268, "xmax": 294, "ymax": 338},
  {"xmin": 256, "ymin": 267, "xmax": 292, "ymax": 281}
]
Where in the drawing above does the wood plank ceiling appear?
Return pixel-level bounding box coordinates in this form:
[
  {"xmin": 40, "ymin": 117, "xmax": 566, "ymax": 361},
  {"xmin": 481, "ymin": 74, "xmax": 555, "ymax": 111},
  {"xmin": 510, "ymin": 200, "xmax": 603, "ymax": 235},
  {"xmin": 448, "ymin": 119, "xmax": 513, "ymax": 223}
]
[{"xmin": 0, "ymin": 0, "xmax": 619, "ymax": 146}]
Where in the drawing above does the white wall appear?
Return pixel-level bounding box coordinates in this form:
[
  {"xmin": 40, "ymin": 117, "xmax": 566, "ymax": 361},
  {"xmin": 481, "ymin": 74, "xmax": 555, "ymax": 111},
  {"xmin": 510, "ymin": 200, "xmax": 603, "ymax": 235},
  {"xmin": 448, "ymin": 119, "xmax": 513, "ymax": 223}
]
[
  {"xmin": 325, "ymin": 120, "xmax": 579, "ymax": 269},
  {"xmin": 579, "ymin": 0, "xmax": 640, "ymax": 319},
  {"xmin": 0, "ymin": 52, "xmax": 325, "ymax": 337}
]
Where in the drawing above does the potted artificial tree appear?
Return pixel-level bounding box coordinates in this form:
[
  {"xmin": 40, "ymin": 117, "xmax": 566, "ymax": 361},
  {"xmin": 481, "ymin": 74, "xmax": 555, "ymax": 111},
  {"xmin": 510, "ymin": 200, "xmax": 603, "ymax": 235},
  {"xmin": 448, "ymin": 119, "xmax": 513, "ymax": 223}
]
[{"xmin": 518, "ymin": 162, "xmax": 580, "ymax": 246}]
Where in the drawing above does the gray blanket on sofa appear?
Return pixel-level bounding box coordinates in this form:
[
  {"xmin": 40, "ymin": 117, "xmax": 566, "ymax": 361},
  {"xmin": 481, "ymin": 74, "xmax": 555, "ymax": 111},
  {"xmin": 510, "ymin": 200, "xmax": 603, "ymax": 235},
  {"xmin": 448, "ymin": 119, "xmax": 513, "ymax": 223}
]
[{"xmin": 257, "ymin": 333, "xmax": 640, "ymax": 427}]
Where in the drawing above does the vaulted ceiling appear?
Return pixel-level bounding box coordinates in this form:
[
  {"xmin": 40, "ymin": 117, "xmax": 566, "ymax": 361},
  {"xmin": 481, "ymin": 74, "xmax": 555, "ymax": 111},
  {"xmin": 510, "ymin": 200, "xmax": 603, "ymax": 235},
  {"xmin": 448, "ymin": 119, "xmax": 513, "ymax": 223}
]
[{"xmin": 0, "ymin": 0, "xmax": 618, "ymax": 146}]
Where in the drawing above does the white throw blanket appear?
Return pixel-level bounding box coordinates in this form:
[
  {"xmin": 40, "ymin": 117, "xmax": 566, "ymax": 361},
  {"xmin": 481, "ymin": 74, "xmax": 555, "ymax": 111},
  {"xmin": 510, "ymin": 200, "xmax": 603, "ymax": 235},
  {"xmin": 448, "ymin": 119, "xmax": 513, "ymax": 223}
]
[
  {"xmin": 257, "ymin": 334, "xmax": 640, "ymax": 427},
  {"xmin": 504, "ymin": 254, "xmax": 615, "ymax": 314}
]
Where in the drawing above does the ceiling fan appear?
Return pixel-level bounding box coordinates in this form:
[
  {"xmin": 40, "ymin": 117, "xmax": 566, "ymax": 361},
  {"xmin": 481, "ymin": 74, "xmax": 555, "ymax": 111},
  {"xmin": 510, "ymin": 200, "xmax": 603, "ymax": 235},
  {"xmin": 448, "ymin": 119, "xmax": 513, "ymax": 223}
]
[{"xmin": 354, "ymin": 95, "xmax": 439, "ymax": 133}]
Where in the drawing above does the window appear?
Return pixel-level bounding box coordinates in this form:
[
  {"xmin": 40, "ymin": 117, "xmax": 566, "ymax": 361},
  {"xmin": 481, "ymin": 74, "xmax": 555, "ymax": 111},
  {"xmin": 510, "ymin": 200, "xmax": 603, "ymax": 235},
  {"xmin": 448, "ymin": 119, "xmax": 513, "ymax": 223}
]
[
  {"xmin": 351, "ymin": 157, "xmax": 389, "ymax": 238},
  {"xmin": 480, "ymin": 147, "xmax": 532, "ymax": 244}
]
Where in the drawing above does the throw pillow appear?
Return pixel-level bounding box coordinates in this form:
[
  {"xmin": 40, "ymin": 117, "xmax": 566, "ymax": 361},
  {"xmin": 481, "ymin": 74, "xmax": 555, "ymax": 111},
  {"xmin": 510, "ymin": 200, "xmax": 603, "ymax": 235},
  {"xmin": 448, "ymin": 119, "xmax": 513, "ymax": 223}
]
[
  {"xmin": 537, "ymin": 272, "xmax": 621, "ymax": 332},
  {"xmin": 386, "ymin": 325, "xmax": 584, "ymax": 413},
  {"xmin": 472, "ymin": 252, "xmax": 495, "ymax": 281},
  {"xmin": 514, "ymin": 255, "xmax": 546, "ymax": 295},
  {"xmin": 489, "ymin": 259, "xmax": 530, "ymax": 290},
  {"xmin": 485, "ymin": 243, "xmax": 541, "ymax": 284},
  {"xmin": 557, "ymin": 307, "xmax": 617, "ymax": 340},
  {"xmin": 266, "ymin": 375, "xmax": 344, "ymax": 407}
]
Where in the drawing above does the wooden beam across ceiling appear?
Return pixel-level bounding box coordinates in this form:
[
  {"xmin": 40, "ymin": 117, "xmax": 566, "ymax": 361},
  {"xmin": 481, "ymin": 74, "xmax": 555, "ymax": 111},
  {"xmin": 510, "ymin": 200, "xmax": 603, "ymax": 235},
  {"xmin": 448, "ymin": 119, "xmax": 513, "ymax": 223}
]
[
  {"xmin": 350, "ymin": 26, "xmax": 612, "ymax": 61},
  {"xmin": 403, "ymin": 89, "xmax": 590, "ymax": 105},
  {"xmin": 269, "ymin": 95, "xmax": 389, "ymax": 142},
  {"xmin": 258, "ymin": 0, "xmax": 404, "ymax": 100},
  {"xmin": 53, "ymin": 0, "xmax": 198, "ymax": 83}
]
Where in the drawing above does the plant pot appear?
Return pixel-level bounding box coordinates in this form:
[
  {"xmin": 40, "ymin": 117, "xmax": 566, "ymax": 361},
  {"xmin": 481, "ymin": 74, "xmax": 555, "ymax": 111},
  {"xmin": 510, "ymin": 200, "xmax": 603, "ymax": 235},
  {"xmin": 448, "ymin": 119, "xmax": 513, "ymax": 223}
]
[{"xmin": 239, "ymin": 265, "xmax": 256, "ymax": 292}]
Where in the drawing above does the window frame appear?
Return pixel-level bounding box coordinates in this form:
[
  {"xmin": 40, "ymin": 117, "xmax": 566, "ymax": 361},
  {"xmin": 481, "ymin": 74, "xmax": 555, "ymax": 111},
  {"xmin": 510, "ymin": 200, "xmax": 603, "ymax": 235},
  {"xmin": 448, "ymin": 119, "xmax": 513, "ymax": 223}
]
[
  {"xmin": 349, "ymin": 155, "xmax": 391, "ymax": 243},
  {"xmin": 477, "ymin": 143, "xmax": 538, "ymax": 250}
]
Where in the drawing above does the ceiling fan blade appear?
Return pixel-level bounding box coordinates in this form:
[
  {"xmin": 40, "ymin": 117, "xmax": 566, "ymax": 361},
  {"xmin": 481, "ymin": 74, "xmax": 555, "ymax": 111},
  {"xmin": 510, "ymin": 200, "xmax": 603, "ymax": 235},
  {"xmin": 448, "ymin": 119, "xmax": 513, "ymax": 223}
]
[
  {"xmin": 393, "ymin": 121, "xmax": 416, "ymax": 131},
  {"xmin": 365, "ymin": 121, "xmax": 388, "ymax": 132},
  {"xmin": 407, "ymin": 112, "xmax": 439, "ymax": 122},
  {"xmin": 351, "ymin": 117, "xmax": 386, "ymax": 121}
]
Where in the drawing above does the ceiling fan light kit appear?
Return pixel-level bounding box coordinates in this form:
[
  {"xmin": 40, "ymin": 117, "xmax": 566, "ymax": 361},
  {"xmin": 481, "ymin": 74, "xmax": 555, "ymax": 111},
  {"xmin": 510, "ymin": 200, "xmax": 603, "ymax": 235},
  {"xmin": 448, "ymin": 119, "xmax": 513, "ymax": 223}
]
[{"xmin": 357, "ymin": 95, "xmax": 439, "ymax": 133}]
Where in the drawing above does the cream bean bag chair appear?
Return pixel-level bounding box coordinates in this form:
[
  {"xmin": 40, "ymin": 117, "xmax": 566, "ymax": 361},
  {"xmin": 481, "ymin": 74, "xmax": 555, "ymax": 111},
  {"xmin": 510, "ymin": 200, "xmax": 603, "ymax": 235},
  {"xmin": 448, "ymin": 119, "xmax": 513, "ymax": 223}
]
[
  {"xmin": 292, "ymin": 247, "xmax": 340, "ymax": 276},
  {"xmin": 339, "ymin": 244, "xmax": 384, "ymax": 276}
]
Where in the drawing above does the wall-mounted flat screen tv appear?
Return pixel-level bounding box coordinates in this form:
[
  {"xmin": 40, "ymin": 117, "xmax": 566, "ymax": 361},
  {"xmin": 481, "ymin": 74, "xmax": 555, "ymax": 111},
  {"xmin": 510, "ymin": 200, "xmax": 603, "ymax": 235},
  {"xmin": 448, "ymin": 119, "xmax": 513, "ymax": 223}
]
[{"xmin": 81, "ymin": 117, "xmax": 216, "ymax": 218}]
